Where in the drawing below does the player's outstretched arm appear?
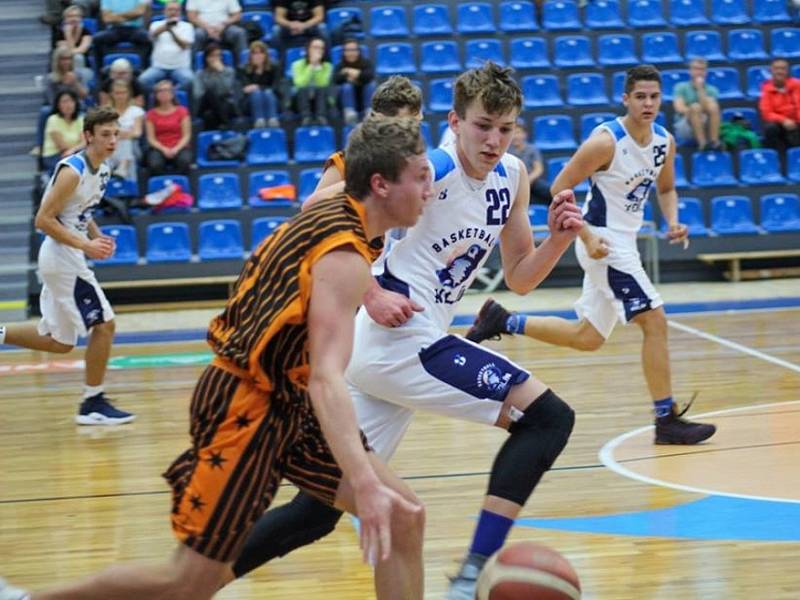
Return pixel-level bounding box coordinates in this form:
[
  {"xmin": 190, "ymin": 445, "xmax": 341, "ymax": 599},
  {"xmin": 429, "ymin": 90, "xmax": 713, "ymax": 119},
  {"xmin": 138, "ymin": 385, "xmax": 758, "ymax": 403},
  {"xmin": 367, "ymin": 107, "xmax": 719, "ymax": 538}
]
[{"xmin": 656, "ymin": 134, "xmax": 688, "ymax": 247}]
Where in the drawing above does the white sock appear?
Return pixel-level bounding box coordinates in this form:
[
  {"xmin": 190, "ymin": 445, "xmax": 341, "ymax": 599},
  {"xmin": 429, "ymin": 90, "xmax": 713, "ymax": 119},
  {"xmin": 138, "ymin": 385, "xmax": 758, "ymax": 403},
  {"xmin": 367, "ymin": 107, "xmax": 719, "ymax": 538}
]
[
  {"xmin": 84, "ymin": 384, "xmax": 104, "ymax": 399},
  {"xmin": 0, "ymin": 325, "xmax": 6, "ymax": 344}
]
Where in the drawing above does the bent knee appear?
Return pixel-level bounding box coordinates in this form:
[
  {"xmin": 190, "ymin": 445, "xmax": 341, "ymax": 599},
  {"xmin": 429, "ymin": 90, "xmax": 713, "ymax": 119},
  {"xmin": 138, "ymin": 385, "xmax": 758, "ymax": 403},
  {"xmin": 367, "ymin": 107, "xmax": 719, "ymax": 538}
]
[
  {"xmin": 92, "ymin": 319, "xmax": 116, "ymax": 336},
  {"xmin": 571, "ymin": 325, "xmax": 605, "ymax": 351},
  {"xmin": 51, "ymin": 340, "xmax": 74, "ymax": 354}
]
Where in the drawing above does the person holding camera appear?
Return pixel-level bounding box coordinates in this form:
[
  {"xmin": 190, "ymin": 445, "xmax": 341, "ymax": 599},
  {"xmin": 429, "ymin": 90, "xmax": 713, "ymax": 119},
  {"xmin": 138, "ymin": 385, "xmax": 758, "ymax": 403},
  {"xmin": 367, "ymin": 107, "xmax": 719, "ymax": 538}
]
[{"xmin": 138, "ymin": 1, "xmax": 195, "ymax": 93}]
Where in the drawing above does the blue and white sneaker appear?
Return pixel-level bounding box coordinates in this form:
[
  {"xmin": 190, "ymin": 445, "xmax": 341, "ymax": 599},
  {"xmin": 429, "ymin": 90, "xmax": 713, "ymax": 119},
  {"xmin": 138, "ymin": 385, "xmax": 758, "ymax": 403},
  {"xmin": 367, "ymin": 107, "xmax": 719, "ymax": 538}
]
[
  {"xmin": 445, "ymin": 552, "xmax": 487, "ymax": 600},
  {"xmin": 0, "ymin": 577, "xmax": 29, "ymax": 600},
  {"xmin": 75, "ymin": 393, "xmax": 136, "ymax": 425}
]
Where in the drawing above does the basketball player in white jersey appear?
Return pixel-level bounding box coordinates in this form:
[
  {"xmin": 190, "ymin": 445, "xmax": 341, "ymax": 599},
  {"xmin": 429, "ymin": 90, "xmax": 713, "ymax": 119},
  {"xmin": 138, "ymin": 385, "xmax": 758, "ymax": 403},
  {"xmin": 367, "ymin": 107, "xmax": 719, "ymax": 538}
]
[
  {"xmin": 0, "ymin": 107, "xmax": 135, "ymax": 426},
  {"xmin": 466, "ymin": 65, "xmax": 716, "ymax": 446},
  {"xmin": 221, "ymin": 63, "xmax": 584, "ymax": 599}
]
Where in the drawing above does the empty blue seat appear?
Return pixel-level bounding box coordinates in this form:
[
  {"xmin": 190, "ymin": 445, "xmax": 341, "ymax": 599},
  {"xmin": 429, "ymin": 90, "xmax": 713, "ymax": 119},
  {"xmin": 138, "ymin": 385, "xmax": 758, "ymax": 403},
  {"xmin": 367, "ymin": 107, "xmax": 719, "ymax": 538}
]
[
  {"xmin": 419, "ymin": 120, "xmax": 434, "ymax": 149},
  {"xmin": 641, "ymin": 32, "xmax": 682, "ymax": 64},
  {"xmin": 661, "ymin": 69, "xmax": 691, "ymax": 102},
  {"xmin": 528, "ymin": 204, "xmax": 548, "ymax": 227},
  {"xmin": 327, "ymin": 6, "xmax": 364, "ymax": 32},
  {"xmin": 457, "ymin": 2, "xmax": 496, "ymax": 34},
  {"xmin": 465, "ymin": 39, "xmax": 505, "ymax": 68},
  {"xmin": 541, "ymin": 0, "xmax": 581, "ymax": 30},
  {"xmin": 533, "ymin": 115, "xmax": 577, "ymax": 150},
  {"xmin": 522, "ymin": 75, "xmax": 562, "ymax": 108},
  {"xmin": 370, "ymin": 6, "xmax": 409, "ymax": 37},
  {"xmin": 691, "ymin": 151, "xmax": 738, "ymax": 187},
  {"xmin": 82, "ymin": 17, "xmax": 98, "ymax": 34},
  {"xmin": 245, "ymin": 128, "xmax": 288, "ymax": 166},
  {"xmin": 413, "ymin": 4, "xmax": 452, "ymax": 36},
  {"xmin": 685, "ymin": 30, "xmax": 725, "ymax": 61},
  {"xmin": 580, "ymin": 112, "xmax": 616, "ymax": 140},
  {"xmin": 146, "ymin": 222, "xmax": 191, "ymax": 263},
  {"xmin": 198, "ymin": 173, "xmax": 243, "ymax": 210},
  {"xmin": 598, "ymin": 34, "xmax": 637, "ymax": 66},
  {"xmin": 420, "ymin": 41, "xmax": 461, "ymax": 73},
  {"xmin": 429, "ymin": 78, "xmax": 455, "ymax": 112},
  {"xmin": 198, "ymin": 220, "xmax": 244, "ymax": 261},
  {"xmin": 761, "ymin": 194, "xmax": 800, "ymax": 232},
  {"xmin": 711, "ymin": 0, "xmax": 749, "ymax": 24},
  {"xmin": 197, "ymin": 130, "xmax": 242, "ymax": 169},
  {"xmin": 739, "ymin": 149, "xmax": 786, "ymax": 184},
  {"xmin": 674, "ymin": 154, "xmax": 690, "ymax": 189},
  {"xmin": 241, "ymin": 11, "xmax": 272, "ymax": 41},
  {"xmin": 728, "ymin": 30, "xmax": 769, "ymax": 61},
  {"xmin": 628, "ymin": 0, "xmax": 667, "ymax": 27},
  {"xmin": 707, "ymin": 67, "xmax": 744, "ymax": 99},
  {"xmin": 771, "ymin": 28, "xmax": 800, "ymax": 59},
  {"xmin": 584, "ymin": 0, "xmax": 624, "ymax": 29},
  {"xmin": 95, "ymin": 225, "xmax": 138, "ymax": 266},
  {"xmin": 788, "ymin": 147, "xmax": 800, "ymax": 182},
  {"xmin": 248, "ymin": 170, "xmax": 293, "ymax": 206},
  {"xmin": 241, "ymin": 0, "xmax": 268, "ymax": 9},
  {"xmin": 510, "ymin": 37, "xmax": 550, "ymax": 69},
  {"xmin": 711, "ymin": 196, "xmax": 760, "ymax": 234},
  {"xmin": 554, "ymin": 35, "xmax": 594, "ymax": 67},
  {"xmin": 722, "ymin": 107, "xmax": 760, "ymax": 132},
  {"xmin": 670, "ymin": 0, "xmax": 709, "ymax": 26},
  {"xmin": 298, "ymin": 168, "xmax": 322, "ymax": 202},
  {"xmin": 375, "ymin": 43, "xmax": 415, "ymax": 75},
  {"xmin": 611, "ymin": 71, "xmax": 626, "ymax": 102},
  {"xmin": 753, "ymin": 0, "xmax": 791, "ymax": 23},
  {"xmin": 105, "ymin": 178, "xmax": 138, "ymax": 198},
  {"xmin": 547, "ymin": 156, "xmax": 588, "ymax": 192},
  {"xmin": 194, "ymin": 48, "xmax": 233, "ymax": 71},
  {"xmin": 283, "ymin": 46, "xmax": 304, "ymax": 77},
  {"xmin": 252, "ymin": 216, "xmax": 290, "ymax": 248},
  {"xmin": 670, "ymin": 197, "xmax": 708, "ymax": 236},
  {"xmin": 499, "ymin": 1, "xmax": 538, "ymax": 32},
  {"xmin": 640, "ymin": 202, "xmax": 657, "ymax": 235},
  {"xmin": 567, "ymin": 73, "xmax": 608, "ymax": 106},
  {"xmin": 294, "ymin": 126, "xmax": 335, "ymax": 163},
  {"xmin": 746, "ymin": 65, "xmax": 771, "ymax": 98},
  {"xmin": 103, "ymin": 52, "xmax": 141, "ymax": 69}
]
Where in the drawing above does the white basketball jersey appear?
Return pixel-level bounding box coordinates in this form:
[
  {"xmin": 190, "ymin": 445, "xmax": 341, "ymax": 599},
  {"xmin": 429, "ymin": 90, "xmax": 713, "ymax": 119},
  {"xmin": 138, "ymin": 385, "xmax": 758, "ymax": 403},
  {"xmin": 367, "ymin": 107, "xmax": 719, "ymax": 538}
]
[
  {"xmin": 43, "ymin": 152, "xmax": 110, "ymax": 238},
  {"xmin": 583, "ymin": 118, "xmax": 671, "ymax": 233},
  {"xmin": 375, "ymin": 144, "xmax": 521, "ymax": 332}
]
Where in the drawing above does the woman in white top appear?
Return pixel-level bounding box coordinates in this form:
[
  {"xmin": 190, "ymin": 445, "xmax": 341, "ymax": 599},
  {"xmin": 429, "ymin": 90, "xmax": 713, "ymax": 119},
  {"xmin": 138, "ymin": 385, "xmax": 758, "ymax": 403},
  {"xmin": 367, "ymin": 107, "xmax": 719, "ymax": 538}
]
[{"xmin": 106, "ymin": 79, "xmax": 145, "ymax": 182}]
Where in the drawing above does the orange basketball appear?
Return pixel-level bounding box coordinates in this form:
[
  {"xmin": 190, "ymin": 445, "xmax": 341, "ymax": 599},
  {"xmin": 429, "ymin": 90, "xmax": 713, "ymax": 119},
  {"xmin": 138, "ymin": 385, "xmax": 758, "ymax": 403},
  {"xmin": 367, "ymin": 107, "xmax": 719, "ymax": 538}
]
[{"xmin": 476, "ymin": 541, "xmax": 581, "ymax": 600}]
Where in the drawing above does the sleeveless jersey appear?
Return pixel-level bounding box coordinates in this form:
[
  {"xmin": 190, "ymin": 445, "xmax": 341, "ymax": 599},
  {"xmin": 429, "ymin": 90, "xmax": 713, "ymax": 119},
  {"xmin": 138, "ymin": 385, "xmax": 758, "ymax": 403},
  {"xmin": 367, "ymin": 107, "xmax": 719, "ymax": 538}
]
[
  {"xmin": 208, "ymin": 194, "xmax": 383, "ymax": 394},
  {"xmin": 43, "ymin": 152, "xmax": 110, "ymax": 239},
  {"xmin": 376, "ymin": 144, "xmax": 521, "ymax": 332},
  {"xmin": 583, "ymin": 118, "xmax": 671, "ymax": 233}
]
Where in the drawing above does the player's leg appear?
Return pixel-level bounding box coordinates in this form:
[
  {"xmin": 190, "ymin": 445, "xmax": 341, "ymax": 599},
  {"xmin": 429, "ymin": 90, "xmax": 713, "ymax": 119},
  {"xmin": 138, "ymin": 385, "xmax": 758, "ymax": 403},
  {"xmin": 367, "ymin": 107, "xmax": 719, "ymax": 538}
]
[{"xmin": 0, "ymin": 323, "xmax": 72, "ymax": 353}]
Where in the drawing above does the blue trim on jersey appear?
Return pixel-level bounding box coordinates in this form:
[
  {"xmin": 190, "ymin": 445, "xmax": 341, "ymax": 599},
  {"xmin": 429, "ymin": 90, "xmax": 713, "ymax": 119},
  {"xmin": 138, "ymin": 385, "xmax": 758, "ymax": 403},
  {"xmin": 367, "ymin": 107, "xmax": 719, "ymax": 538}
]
[
  {"xmin": 608, "ymin": 265, "xmax": 653, "ymax": 321},
  {"xmin": 64, "ymin": 154, "xmax": 86, "ymax": 176},
  {"xmin": 653, "ymin": 123, "xmax": 668, "ymax": 138},
  {"xmin": 418, "ymin": 335, "xmax": 529, "ymax": 402},
  {"xmin": 428, "ymin": 148, "xmax": 456, "ymax": 182},
  {"xmin": 605, "ymin": 119, "xmax": 627, "ymax": 142},
  {"xmin": 494, "ymin": 161, "xmax": 507, "ymax": 177},
  {"xmin": 375, "ymin": 262, "xmax": 410, "ymax": 298},
  {"xmin": 584, "ymin": 183, "xmax": 608, "ymax": 227}
]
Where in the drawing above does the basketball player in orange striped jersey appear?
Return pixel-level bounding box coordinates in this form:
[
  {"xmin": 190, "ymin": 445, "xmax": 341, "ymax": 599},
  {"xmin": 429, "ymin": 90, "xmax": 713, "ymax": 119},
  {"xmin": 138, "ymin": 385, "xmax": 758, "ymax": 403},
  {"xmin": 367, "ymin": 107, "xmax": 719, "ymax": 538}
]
[{"xmin": 0, "ymin": 116, "xmax": 431, "ymax": 600}]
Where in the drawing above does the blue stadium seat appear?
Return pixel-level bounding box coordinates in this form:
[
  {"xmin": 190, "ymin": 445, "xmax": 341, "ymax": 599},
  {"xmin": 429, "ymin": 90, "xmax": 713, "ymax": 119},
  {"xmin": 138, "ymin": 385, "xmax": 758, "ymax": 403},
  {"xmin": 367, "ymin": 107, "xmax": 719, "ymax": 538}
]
[
  {"xmin": 640, "ymin": 202, "xmax": 657, "ymax": 235},
  {"xmin": 584, "ymin": 0, "xmax": 624, "ymax": 29},
  {"xmin": 148, "ymin": 174, "xmax": 191, "ymax": 197},
  {"xmin": 685, "ymin": 30, "xmax": 726, "ymax": 61},
  {"xmin": 528, "ymin": 204, "xmax": 548, "ymax": 227},
  {"xmin": 146, "ymin": 222, "xmax": 192, "ymax": 263},
  {"xmin": 541, "ymin": 0, "xmax": 581, "ymax": 30},
  {"xmin": 294, "ymin": 126, "xmax": 335, "ymax": 164},
  {"xmin": 670, "ymin": 197, "xmax": 708, "ymax": 236},
  {"xmin": 641, "ymin": 32, "xmax": 682, "ymax": 64},
  {"xmin": 437, "ymin": 120, "xmax": 451, "ymax": 143},
  {"xmin": 739, "ymin": 149, "xmax": 786, "ymax": 184},
  {"xmin": 628, "ymin": 0, "xmax": 667, "ymax": 27},
  {"xmin": 746, "ymin": 65, "xmax": 771, "ymax": 98},
  {"xmin": 375, "ymin": 43, "xmax": 415, "ymax": 75},
  {"xmin": 554, "ymin": 35, "xmax": 594, "ymax": 67},
  {"xmin": 567, "ymin": 73, "xmax": 608, "ymax": 106},
  {"xmin": 103, "ymin": 52, "xmax": 141, "ymax": 69},
  {"xmin": 547, "ymin": 156, "xmax": 588, "ymax": 192},
  {"xmin": 510, "ymin": 37, "xmax": 550, "ymax": 69},
  {"xmin": 241, "ymin": 11, "xmax": 273, "ymax": 41},
  {"xmin": 298, "ymin": 168, "xmax": 322, "ymax": 202},
  {"xmin": 457, "ymin": 2, "xmax": 496, "ymax": 34},
  {"xmin": 370, "ymin": 6, "xmax": 409, "ymax": 37},
  {"xmin": 327, "ymin": 6, "xmax": 364, "ymax": 32},
  {"xmin": 691, "ymin": 151, "xmax": 738, "ymax": 187},
  {"xmin": 197, "ymin": 173, "xmax": 243, "ymax": 210},
  {"xmin": 421, "ymin": 41, "xmax": 461, "ymax": 73},
  {"xmin": 283, "ymin": 46, "xmax": 304, "ymax": 77},
  {"xmin": 761, "ymin": 194, "xmax": 800, "ymax": 232},
  {"xmin": 793, "ymin": 65, "xmax": 800, "ymax": 79},
  {"xmin": 611, "ymin": 71, "xmax": 626, "ymax": 102},
  {"xmin": 674, "ymin": 154, "xmax": 690, "ymax": 189},
  {"xmin": 198, "ymin": 220, "xmax": 244, "ymax": 261},
  {"xmin": 429, "ymin": 78, "xmax": 455, "ymax": 112},
  {"xmin": 245, "ymin": 128, "xmax": 288, "ymax": 166},
  {"xmin": 728, "ymin": 29, "xmax": 769, "ymax": 61},
  {"xmin": 711, "ymin": 196, "xmax": 760, "ymax": 235},
  {"xmin": 413, "ymin": 4, "xmax": 452, "ymax": 36},
  {"xmin": 197, "ymin": 130, "xmax": 242, "ymax": 168},
  {"xmin": 499, "ymin": 1, "xmax": 538, "ymax": 32},
  {"xmin": 661, "ymin": 69, "xmax": 691, "ymax": 102},
  {"xmin": 533, "ymin": 115, "xmax": 577, "ymax": 150},
  {"xmin": 788, "ymin": 147, "xmax": 800, "ymax": 182},
  {"xmin": 252, "ymin": 216, "xmax": 290, "ymax": 248},
  {"xmin": 669, "ymin": 0, "xmax": 709, "ymax": 26},
  {"xmin": 753, "ymin": 0, "xmax": 791, "ymax": 23},
  {"xmin": 248, "ymin": 170, "xmax": 293, "ymax": 206},
  {"xmin": 420, "ymin": 120, "xmax": 434, "ymax": 149},
  {"xmin": 241, "ymin": 0, "xmax": 269, "ymax": 9},
  {"xmin": 105, "ymin": 178, "xmax": 138, "ymax": 198},
  {"xmin": 521, "ymin": 75, "xmax": 562, "ymax": 107},
  {"xmin": 465, "ymin": 39, "xmax": 505, "ymax": 68},
  {"xmin": 194, "ymin": 49, "xmax": 233, "ymax": 71},
  {"xmin": 82, "ymin": 17, "xmax": 98, "ymax": 34},
  {"xmin": 598, "ymin": 34, "xmax": 637, "ymax": 66},
  {"xmin": 722, "ymin": 107, "xmax": 760, "ymax": 132},
  {"xmin": 330, "ymin": 44, "xmax": 368, "ymax": 66},
  {"xmin": 707, "ymin": 67, "xmax": 744, "ymax": 99},
  {"xmin": 771, "ymin": 28, "xmax": 800, "ymax": 59},
  {"xmin": 711, "ymin": 0, "xmax": 749, "ymax": 24},
  {"xmin": 95, "ymin": 225, "xmax": 138, "ymax": 266},
  {"xmin": 580, "ymin": 112, "xmax": 617, "ymax": 140}
]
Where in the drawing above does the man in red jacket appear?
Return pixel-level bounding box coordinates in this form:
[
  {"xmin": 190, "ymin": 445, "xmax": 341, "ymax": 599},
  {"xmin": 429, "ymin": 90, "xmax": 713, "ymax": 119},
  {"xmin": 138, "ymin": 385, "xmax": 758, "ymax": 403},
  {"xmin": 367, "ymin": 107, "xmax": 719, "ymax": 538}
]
[{"xmin": 759, "ymin": 59, "xmax": 800, "ymax": 159}]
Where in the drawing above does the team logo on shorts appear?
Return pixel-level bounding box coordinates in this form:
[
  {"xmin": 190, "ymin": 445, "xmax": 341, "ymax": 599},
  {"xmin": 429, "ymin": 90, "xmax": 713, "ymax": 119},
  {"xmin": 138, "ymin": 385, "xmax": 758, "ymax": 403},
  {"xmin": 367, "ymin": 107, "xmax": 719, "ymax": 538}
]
[
  {"xmin": 476, "ymin": 363, "xmax": 512, "ymax": 395},
  {"xmin": 453, "ymin": 354, "xmax": 467, "ymax": 366}
]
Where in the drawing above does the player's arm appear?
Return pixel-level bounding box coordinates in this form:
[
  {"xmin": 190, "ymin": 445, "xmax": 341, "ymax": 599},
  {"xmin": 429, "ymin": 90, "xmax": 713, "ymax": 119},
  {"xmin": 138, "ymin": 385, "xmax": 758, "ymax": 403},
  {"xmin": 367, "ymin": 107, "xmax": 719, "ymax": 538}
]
[
  {"xmin": 301, "ymin": 168, "xmax": 345, "ymax": 212},
  {"xmin": 34, "ymin": 167, "xmax": 114, "ymax": 260},
  {"xmin": 500, "ymin": 158, "xmax": 583, "ymax": 294},
  {"xmin": 656, "ymin": 134, "xmax": 688, "ymax": 247}
]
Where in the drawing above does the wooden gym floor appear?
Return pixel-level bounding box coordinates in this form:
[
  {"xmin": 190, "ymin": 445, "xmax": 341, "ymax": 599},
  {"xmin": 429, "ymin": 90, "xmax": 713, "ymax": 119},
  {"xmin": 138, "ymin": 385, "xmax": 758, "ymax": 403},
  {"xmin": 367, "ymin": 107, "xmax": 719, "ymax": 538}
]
[{"xmin": 1, "ymin": 282, "xmax": 799, "ymax": 599}]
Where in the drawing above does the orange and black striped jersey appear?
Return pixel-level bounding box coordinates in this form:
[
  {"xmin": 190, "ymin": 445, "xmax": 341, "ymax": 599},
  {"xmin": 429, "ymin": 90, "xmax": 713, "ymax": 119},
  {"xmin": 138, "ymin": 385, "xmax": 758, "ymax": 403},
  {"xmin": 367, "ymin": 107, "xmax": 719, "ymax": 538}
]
[
  {"xmin": 208, "ymin": 194, "xmax": 382, "ymax": 393},
  {"xmin": 323, "ymin": 150, "xmax": 345, "ymax": 178}
]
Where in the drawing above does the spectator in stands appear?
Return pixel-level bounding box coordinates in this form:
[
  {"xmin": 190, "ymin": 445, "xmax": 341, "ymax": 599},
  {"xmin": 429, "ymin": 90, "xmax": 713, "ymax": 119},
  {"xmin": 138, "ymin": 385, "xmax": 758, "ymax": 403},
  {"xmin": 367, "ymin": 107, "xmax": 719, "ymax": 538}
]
[
  {"xmin": 105, "ymin": 80, "xmax": 145, "ymax": 181},
  {"xmin": 53, "ymin": 5, "xmax": 93, "ymax": 71},
  {"xmin": 759, "ymin": 58, "xmax": 800, "ymax": 160},
  {"xmin": 672, "ymin": 58, "xmax": 722, "ymax": 151},
  {"xmin": 292, "ymin": 36, "xmax": 333, "ymax": 125},
  {"xmin": 507, "ymin": 119, "xmax": 551, "ymax": 205},
  {"xmin": 41, "ymin": 90, "xmax": 85, "ymax": 174},
  {"xmin": 45, "ymin": 47, "xmax": 92, "ymax": 106},
  {"xmin": 193, "ymin": 42, "xmax": 243, "ymax": 130},
  {"xmin": 92, "ymin": 0, "xmax": 152, "ymax": 72},
  {"xmin": 186, "ymin": 0, "xmax": 248, "ymax": 62},
  {"xmin": 272, "ymin": 0, "xmax": 327, "ymax": 52},
  {"xmin": 138, "ymin": 1, "xmax": 195, "ymax": 93},
  {"xmin": 42, "ymin": 0, "xmax": 98, "ymax": 26},
  {"xmin": 145, "ymin": 79, "xmax": 192, "ymax": 175},
  {"xmin": 334, "ymin": 39, "xmax": 374, "ymax": 125},
  {"xmin": 99, "ymin": 57, "xmax": 145, "ymax": 106},
  {"xmin": 238, "ymin": 40, "xmax": 282, "ymax": 128}
]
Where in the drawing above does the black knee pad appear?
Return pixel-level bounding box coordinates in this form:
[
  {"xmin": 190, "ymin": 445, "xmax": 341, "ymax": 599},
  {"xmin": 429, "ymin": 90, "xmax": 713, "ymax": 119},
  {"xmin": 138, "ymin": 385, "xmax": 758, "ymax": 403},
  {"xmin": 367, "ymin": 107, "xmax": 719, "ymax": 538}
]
[{"xmin": 510, "ymin": 388, "xmax": 575, "ymax": 469}]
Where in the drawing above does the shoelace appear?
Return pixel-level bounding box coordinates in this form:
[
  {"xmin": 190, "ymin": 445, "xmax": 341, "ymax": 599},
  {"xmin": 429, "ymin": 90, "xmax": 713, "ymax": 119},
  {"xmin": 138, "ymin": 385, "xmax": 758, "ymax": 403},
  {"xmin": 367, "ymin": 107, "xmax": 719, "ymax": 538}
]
[{"xmin": 675, "ymin": 391, "xmax": 700, "ymax": 417}]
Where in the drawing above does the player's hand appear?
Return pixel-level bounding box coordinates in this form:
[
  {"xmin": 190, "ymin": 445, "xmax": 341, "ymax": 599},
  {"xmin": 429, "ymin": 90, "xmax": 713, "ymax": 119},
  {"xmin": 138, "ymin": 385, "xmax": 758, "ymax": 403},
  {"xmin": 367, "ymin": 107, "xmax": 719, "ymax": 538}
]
[
  {"xmin": 585, "ymin": 234, "xmax": 611, "ymax": 259},
  {"xmin": 364, "ymin": 285, "xmax": 424, "ymax": 328},
  {"xmin": 84, "ymin": 236, "xmax": 115, "ymax": 260},
  {"xmin": 548, "ymin": 190, "xmax": 583, "ymax": 238},
  {"xmin": 666, "ymin": 223, "xmax": 689, "ymax": 248}
]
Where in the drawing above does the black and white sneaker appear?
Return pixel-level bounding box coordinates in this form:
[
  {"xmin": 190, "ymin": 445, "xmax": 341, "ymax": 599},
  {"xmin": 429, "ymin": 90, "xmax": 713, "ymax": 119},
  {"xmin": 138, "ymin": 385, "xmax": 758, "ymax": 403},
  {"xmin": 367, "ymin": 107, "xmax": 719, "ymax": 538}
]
[
  {"xmin": 655, "ymin": 395, "xmax": 716, "ymax": 445},
  {"xmin": 465, "ymin": 299, "xmax": 512, "ymax": 344},
  {"xmin": 75, "ymin": 393, "xmax": 136, "ymax": 426}
]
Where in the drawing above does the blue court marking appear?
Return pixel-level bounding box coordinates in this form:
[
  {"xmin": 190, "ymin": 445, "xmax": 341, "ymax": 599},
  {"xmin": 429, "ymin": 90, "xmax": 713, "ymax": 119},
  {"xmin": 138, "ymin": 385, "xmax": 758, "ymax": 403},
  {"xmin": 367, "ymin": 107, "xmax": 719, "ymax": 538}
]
[{"xmin": 514, "ymin": 496, "xmax": 800, "ymax": 542}]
